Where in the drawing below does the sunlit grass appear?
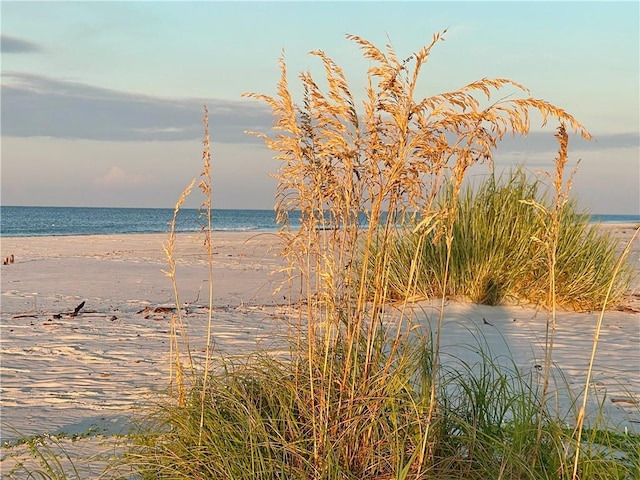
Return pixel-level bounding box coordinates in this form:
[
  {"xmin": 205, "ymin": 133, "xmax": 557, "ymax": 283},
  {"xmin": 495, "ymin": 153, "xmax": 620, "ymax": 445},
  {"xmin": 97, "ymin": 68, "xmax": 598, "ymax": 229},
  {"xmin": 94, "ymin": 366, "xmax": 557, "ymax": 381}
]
[
  {"xmin": 127, "ymin": 32, "xmax": 637, "ymax": 480},
  {"xmin": 378, "ymin": 168, "xmax": 634, "ymax": 311}
]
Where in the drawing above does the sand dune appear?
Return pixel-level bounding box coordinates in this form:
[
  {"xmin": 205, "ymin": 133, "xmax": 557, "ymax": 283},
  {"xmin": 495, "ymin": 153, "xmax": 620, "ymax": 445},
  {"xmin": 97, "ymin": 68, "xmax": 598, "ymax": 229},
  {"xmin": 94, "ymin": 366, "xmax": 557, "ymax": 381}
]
[{"xmin": 1, "ymin": 227, "xmax": 638, "ymax": 476}]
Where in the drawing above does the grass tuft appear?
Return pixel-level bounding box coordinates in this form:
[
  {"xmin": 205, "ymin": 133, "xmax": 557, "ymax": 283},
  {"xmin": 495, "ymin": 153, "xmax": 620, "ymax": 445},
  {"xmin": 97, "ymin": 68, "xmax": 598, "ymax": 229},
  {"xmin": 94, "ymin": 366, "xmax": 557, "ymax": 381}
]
[{"xmin": 378, "ymin": 168, "xmax": 633, "ymax": 311}]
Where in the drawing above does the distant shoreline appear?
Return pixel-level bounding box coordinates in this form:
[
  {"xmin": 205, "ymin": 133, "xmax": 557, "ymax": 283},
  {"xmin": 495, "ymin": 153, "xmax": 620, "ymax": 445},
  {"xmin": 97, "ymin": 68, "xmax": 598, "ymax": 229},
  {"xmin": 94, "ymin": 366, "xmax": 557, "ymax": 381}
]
[{"xmin": 1, "ymin": 222, "xmax": 638, "ymax": 239}]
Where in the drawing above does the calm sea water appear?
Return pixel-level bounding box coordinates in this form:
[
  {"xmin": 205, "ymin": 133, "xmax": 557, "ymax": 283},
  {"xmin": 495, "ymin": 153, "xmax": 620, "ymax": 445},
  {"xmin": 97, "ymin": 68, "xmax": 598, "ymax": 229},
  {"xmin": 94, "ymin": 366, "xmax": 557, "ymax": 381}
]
[
  {"xmin": 0, "ymin": 207, "xmax": 287, "ymax": 237},
  {"xmin": 0, "ymin": 206, "xmax": 638, "ymax": 238}
]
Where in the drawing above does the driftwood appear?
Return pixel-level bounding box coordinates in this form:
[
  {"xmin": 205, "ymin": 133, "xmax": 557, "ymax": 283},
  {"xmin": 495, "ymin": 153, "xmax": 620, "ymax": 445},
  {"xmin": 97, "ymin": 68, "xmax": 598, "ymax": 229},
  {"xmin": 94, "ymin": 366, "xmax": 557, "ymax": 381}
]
[
  {"xmin": 611, "ymin": 397, "xmax": 640, "ymax": 405},
  {"xmin": 11, "ymin": 300, "xmax": 87, "ymax": 320},
  {"xmin": 70, "ymin": 301, "xmax": 86, "ymax": 317}
]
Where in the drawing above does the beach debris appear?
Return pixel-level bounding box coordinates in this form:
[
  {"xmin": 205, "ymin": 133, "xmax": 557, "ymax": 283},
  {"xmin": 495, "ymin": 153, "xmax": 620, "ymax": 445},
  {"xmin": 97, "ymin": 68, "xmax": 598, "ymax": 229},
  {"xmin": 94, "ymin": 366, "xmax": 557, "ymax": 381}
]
[
  {"xmin": 482, "ymin": 317, "xmax": 493, "ymax": 327},
  {"xmin": 611, "ymin": 397, "xmax": 640, "ymax": 405},
  {"xmin": 53, "ymin": 301, "xmax": 87, "ymax": 318},
  {"xmin": 137, "ymin": 306, "xmax": 177, "ymax": 315},
  {"xmin": 13, "ymin": 307, "xmax": 117, "ymax": 322},
  {"xmin": 70, "ymin": 301, "xmax": 86, "ymax": 317},
  {"xmin": 615, "ymin": 293, "xmax": 640, "ymax": 313},
  {"xmin": 137, "ymin": 305, "xmax": 177, "ymax": 320},
  {"xmin": 2, "ymin": 254, "xmax": 15, "ymax": 265}
]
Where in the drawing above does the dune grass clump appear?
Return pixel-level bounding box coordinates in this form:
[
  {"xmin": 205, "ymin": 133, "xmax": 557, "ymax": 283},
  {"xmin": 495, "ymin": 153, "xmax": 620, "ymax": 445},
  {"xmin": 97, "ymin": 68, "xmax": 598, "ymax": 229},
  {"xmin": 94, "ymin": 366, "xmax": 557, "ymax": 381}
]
[
  {"xmin": 379, "ymin": 168, "xmax": 634, "ymax": 310},
  {"xmin": 129, "ymin": 340, "xmax": 640, "ymax": 479},
  {"xmin": 127, "ymin": 342, "xmax": 568, "ymax": 479},
  {"xmin": 125, "ymin": 32, "xmax": 640, "ymax": 480}
]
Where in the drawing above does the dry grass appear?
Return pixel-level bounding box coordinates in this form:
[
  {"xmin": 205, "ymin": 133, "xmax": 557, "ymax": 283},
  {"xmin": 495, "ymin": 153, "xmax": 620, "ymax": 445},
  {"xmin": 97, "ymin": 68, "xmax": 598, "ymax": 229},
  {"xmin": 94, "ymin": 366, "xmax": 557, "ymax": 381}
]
[
  {"xmin": 131, "ymin": 32, "xmax": 637, "ymax": 480},
  {"xmin": 239, "ymin": 32, "xmax": 597, "ymax": 477},
  {"xmin": 162, "ymin": 178, "xmax": 196, "ymax": 405}
]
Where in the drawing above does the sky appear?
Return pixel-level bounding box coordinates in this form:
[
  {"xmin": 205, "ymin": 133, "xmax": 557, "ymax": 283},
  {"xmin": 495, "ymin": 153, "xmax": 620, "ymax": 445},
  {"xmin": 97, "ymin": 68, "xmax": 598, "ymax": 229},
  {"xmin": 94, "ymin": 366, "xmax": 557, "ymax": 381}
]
[{"xmin": 1, "ymin": 1, "xmax": 639, "ymax": 214}]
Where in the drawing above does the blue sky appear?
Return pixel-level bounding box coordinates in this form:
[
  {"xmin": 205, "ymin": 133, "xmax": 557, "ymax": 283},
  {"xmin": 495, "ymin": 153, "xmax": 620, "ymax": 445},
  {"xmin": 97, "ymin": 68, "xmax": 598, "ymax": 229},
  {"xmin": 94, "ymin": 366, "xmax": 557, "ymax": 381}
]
[{"xmin": 2, "ymin": 1, "xmax": 638, "ymax": 213}]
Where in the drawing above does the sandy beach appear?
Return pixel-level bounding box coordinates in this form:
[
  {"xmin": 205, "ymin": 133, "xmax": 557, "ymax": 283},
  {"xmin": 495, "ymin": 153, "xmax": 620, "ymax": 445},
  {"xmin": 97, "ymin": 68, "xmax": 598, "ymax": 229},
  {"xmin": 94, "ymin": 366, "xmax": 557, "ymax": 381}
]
[{"xmin": 1, "ymin": 226, "xmax": 638, "ymax": 476}]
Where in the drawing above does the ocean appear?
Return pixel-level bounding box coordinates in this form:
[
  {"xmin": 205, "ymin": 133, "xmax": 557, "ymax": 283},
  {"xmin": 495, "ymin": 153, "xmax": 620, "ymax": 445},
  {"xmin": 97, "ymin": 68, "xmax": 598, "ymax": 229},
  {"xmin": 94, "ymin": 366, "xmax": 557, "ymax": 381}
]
[
  {"xmin": 0, "ymin": 206, "xmax": 638, "ymax": 238},
  {"xmin": 0, "ymin": 207, "xmax": 285, "ymax": 237}
]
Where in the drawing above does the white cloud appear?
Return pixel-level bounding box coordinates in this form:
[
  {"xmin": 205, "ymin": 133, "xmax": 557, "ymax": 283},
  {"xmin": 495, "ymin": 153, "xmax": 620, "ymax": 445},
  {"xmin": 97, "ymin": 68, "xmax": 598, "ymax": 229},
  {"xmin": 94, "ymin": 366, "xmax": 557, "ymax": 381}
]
[{"xmin": 95, "ymin": 166, "xmax": 145, "ymax": 188}]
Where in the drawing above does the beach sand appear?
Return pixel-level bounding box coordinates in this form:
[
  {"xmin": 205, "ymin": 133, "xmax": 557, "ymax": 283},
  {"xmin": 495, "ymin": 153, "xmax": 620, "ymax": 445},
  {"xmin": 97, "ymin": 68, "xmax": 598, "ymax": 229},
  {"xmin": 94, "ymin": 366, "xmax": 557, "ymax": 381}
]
[{"xmin": 1, "ymin": 226, "xmax": 638, "ymax": 477}]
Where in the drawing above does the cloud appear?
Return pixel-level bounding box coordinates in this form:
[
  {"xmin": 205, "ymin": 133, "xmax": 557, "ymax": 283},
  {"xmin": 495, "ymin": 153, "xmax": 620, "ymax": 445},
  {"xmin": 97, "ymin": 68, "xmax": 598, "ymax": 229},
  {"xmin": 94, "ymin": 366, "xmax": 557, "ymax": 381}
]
[
  {"xmin": 2, "ymin": 71, "xmax": 638, "ymax": 154},
  {"xmin": 1, "ymin": 72, "xmax": 271, "ymax": 143},
  {"xmin": 95, "ymin": 166, "xmax": 146, "ymax": 188},
  {"xmin": 1, "ymin": 35, "xmax": 45, "ymax": 54}
]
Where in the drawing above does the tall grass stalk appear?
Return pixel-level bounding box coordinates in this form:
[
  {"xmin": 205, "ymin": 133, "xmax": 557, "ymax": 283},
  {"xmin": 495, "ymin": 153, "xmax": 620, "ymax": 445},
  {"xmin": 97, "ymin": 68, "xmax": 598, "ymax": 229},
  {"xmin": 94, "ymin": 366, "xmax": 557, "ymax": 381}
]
[
  {"xmin": 161, "ymin": 105, "xmax": 216, "ymax": 421},
  {"xmin": 197, "ymin": 105, "xmax": 216, "ymax": 445},
  {"xmin": 571, "ymin": 226, "xmax": 640, "ymax": 479},
  {"xmin": 525, "ymin": 124, "xmax": 576, "ymax": 464},
  {"xmin": 162, "ymin": 179, "xmax": 196, "ymax": 405}
]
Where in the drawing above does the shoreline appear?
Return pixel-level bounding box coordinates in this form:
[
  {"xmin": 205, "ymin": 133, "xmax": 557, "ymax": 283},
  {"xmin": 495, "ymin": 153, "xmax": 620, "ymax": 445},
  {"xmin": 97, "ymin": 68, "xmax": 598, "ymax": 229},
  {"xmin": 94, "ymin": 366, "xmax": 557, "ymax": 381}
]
[{"xmin": 1, "ymin": 218, "xmax": 637, "ymax": 240}]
